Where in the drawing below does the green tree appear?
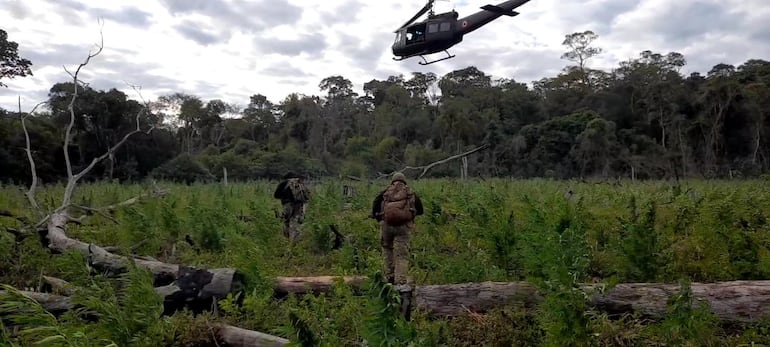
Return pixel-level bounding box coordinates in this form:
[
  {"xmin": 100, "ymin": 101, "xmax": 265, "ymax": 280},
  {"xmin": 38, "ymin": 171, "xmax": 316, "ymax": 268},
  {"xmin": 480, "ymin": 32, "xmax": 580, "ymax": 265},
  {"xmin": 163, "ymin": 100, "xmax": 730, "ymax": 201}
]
[
  {"xmin": 560, "ymin": 30, "xmax": 603, "ymax": 90},
  {"xmin": 0, "ymin": 29, "xmax": 32, "ymax": 87}
]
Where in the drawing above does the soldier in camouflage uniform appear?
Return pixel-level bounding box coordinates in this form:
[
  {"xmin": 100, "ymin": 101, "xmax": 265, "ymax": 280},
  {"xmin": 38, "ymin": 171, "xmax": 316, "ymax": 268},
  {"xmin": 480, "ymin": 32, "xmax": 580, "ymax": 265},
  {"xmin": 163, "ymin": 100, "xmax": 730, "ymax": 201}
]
[
  {"xmin": 274, "ymin": 172, "xmax": 310, "ymax": 242},
  {"xmin": 370, "ymin": 172, "xmax": 424, "ymax": 288}
]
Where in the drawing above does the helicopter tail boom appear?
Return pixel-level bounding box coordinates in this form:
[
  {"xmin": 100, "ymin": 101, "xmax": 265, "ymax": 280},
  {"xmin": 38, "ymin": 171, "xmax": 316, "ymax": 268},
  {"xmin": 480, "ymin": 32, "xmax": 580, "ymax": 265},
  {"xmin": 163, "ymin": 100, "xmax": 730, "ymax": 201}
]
[
  {"xmin": 457, "ymin": 0, "xmax": 530, "ymax": 35},
  {"xmin": 480, "ymin": 4, "xmax": 519, "ymax": 16}
]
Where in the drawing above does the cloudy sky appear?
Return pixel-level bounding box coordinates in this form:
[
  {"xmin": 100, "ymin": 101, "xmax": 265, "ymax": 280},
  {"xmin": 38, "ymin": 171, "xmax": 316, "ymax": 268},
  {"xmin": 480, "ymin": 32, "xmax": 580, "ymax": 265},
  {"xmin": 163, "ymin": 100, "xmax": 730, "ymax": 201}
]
[{"xmin": 1, "ymin": 0, "xmax": 768, "ymax": 112}]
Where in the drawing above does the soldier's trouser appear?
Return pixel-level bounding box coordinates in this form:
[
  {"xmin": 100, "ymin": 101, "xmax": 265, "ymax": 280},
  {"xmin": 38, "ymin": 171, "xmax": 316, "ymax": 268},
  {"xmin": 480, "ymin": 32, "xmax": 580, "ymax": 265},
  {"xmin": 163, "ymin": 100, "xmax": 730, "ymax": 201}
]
[
  {"xmin": 282, "ymin": 202, "xmax": 306, "ymax": 242},
  {"xmin": 380, "ymin": 221, "xmax": 413, "ymax": 285}
]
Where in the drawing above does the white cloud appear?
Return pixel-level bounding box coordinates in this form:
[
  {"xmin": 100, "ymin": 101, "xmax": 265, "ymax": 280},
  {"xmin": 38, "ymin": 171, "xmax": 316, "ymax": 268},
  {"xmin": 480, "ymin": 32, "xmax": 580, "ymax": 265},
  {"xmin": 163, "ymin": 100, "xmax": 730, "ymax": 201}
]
[{"xmin": 0, "ymin": 0, "xmax": 768, "ymax": 112}]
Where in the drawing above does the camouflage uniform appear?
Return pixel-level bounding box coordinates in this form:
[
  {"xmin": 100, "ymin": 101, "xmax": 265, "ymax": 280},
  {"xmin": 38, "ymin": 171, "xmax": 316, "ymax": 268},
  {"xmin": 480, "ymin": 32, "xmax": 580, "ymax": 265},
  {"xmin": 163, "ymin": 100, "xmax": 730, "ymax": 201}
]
[
  {"xmin": 371, "ymin": 172, "xmax": 423, "ymax": 285},
  {"xmin": 281, "ymin": 200, "xmax": 306, "ymax": 241},
  {"xmin": 274, "ymin": 173, "xmax": 309, "ymax": 242}
]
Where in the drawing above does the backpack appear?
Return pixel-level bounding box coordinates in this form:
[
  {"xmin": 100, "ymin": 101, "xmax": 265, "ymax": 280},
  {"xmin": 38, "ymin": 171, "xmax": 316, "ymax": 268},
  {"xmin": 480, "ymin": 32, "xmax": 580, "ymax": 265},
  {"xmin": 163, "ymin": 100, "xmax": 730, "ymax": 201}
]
[
  {"xmin": 285, "ymin": 178, "xmax": 309, "ymax": 203},
  {"xmin": 380, "ymin": 181, "xmax": 415, "ymax": 226}
]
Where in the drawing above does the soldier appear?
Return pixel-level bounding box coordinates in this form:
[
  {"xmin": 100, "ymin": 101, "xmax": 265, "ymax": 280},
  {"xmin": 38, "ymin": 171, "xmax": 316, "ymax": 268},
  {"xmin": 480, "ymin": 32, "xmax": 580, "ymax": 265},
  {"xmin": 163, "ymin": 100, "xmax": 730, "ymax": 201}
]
[
  {"xmin": 273, "ymin": 172, "xmax": 310, "ymax": 242},
  {"xmin": 370, "ymin": 172, "xmax": 424, "ymax": 290}
]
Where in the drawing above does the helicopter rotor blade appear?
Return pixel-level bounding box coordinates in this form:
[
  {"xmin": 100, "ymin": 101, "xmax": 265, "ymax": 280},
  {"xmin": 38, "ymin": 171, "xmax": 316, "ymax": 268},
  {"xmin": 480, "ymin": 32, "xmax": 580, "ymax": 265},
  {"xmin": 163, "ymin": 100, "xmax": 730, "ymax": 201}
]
[{"xmin": 394, "ymin": 0, "xmax": 434, "ymax": 32}]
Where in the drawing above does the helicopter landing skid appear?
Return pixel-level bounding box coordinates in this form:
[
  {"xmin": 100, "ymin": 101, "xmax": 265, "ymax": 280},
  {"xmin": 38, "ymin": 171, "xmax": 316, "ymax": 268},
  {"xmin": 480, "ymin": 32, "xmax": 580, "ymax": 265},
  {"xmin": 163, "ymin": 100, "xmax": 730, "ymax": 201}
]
[
  {"xmin": 418, "ymin": 50, "xmax": 455, "ymax": 65},
  {"xmin": 393, "ymin": 50, "xmax": 456, "ymax": 65}
]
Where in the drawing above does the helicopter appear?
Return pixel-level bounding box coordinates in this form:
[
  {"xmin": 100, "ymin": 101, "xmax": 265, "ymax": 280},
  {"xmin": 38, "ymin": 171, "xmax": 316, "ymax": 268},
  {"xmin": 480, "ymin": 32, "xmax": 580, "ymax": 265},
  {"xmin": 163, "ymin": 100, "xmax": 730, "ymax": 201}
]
[{"xmin": 392, "ymin": 0, "xmax": 531, "ymax": 65}]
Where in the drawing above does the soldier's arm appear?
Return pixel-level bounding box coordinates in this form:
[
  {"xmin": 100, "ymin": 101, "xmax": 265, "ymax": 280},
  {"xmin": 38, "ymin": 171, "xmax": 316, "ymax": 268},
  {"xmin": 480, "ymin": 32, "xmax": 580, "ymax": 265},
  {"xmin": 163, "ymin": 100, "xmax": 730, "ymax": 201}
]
[
  {"xmin": 273, "ymin": 181, "xmax": 287, "ymax": 199},
  {"xmin": 370, "ymin": 191, "xmax": 384, "ymax": 219},
  {"xmin": 414, "ymin": 194, "xmax": 424, "ymax": 216}
]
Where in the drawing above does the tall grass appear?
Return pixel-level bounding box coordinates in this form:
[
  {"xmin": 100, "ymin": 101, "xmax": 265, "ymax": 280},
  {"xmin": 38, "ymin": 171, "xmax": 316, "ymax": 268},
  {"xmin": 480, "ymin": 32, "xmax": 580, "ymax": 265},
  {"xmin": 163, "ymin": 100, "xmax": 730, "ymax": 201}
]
[{"xmin": 2, "ymin": 178, "xmax": 770, "ymax": 345}]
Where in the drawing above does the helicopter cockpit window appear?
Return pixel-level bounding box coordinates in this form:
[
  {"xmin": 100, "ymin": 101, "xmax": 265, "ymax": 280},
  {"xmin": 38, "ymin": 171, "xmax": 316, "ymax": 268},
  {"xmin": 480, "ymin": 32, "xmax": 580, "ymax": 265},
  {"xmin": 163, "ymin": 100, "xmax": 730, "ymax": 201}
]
[
  {"xmin": 405, "ymin": 24, "xmax": 426, "ymax": 43},
  {"xmin": 440, "ymin": 22, "xmax": 451, "ymax": 31},
  {"xmin": 394, "ymin": 32, "xmax": 401, "ymax": 43}
]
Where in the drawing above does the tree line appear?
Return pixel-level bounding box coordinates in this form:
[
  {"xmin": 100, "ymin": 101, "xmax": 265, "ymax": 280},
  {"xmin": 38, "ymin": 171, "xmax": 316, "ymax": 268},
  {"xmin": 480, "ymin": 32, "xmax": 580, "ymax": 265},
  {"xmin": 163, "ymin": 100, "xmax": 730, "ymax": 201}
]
[{"xmin": 1, "ymin": 29, "xmax": 769, "ymax": 184}]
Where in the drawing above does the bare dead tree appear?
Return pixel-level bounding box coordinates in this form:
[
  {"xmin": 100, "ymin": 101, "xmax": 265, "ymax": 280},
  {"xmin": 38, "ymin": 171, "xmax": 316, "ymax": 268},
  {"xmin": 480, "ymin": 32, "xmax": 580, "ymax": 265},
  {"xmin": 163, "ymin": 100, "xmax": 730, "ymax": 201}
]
[
  {"xmin": 8, "ymin": 21, "xmax": 245, "ymax": 317},
  {"xmin": 18, "ymin": 97, "xmax": 47, "ymax": 214}
]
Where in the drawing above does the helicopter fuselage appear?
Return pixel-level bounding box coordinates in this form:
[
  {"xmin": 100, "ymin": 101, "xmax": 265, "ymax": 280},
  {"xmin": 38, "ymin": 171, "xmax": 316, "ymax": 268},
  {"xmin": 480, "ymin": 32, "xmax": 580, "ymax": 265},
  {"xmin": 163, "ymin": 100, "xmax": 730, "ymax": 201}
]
[
  {"xmin": 392, "ymin": 11, "xmax": 463, "ymax": 58},
  {"xmin": 392, "ymin": 0, "xmax": 530, "ymax": 63}
]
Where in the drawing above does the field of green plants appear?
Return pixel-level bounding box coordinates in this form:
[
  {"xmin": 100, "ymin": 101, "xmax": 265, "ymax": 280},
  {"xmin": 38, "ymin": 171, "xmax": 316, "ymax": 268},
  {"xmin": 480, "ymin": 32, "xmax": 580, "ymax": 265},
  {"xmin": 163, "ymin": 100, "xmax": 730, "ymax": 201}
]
[{"xmin": 2, "ymin": 178, "xmax": 770, "ymax": 346}]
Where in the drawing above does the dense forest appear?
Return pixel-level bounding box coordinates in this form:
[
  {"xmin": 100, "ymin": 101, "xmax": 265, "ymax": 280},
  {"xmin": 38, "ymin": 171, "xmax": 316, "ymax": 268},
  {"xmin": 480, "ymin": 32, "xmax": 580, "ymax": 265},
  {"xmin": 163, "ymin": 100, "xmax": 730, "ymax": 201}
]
[{"xmin": 2, "ymin": 30, "xmax": 770, "ymax": 184}]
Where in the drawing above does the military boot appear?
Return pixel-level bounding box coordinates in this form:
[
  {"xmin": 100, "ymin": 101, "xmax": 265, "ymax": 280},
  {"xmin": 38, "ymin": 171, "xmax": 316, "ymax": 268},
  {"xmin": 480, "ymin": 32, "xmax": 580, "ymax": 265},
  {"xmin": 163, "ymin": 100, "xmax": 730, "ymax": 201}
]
[{"xmin": 394, "ymin": 284, "xmax": 413, "ymax": 321}]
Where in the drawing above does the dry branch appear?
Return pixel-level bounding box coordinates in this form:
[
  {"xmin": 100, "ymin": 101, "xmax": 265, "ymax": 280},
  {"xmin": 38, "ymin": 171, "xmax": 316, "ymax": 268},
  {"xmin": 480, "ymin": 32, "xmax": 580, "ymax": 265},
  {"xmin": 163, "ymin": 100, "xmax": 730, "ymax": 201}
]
[
  {"xmin": 378, "ymin": 144, "xmax": 489, "ymax": 179},
  {"xmin": 72, "ymin": 186, "xmax": 168, "ymax": 220},
  {"xmin": 18, "ymin": 97, "xmax": 47, "ymax": 214}
]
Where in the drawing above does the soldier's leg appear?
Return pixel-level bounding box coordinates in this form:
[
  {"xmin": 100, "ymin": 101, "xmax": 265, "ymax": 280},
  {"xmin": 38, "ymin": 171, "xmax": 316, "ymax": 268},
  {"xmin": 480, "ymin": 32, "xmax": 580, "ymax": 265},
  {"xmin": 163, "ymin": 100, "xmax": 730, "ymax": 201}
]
[
  {"xmin": 282, "ymin": 203, "xmax": 292, "ymax": 238},
  {"xmin": 289, "ymin": 203, "xmax": 304, "ymax": 242},
  {"xmin": 392, "ymin": 225, "xmax": 412, "ymax": 285},
  {"xmin": 380, "ymin": 223, "xmax": 395, "ymax": 283}
]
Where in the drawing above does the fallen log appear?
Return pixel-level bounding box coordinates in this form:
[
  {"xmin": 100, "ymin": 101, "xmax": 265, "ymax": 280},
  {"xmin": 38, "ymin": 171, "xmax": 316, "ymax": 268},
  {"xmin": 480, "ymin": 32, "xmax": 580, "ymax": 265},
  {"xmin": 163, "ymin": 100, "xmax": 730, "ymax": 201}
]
[
  {"xmin": 587, "ymin": 281, "xmax": 770, "ymax": 323},
  {"xmin": 44, "ymin": 212, "xmax": 244, "ymax": 314},
  {"xmin": 0, "ymin": 289, "xmax": 288, "ymax": 347},
  {"xmin": 273, "ymin": 275, "xmax": 368, "ymax": 296},
  {"xmin": 215, "ymin": 324, "xmax": 289, "ymax": 347},
  {"xmin": 270, "ymin": 276, "xmax": 770, "ymax": 323},
  {"xmin": 413, "ymin": 281, "xmax": 542, "ymax": 316},
  {"xmin": 0, "ymin": 290, "xmax": 74, "ymax": 316},
  {"xmin": 44, "ymin": 211, "xmax": 240, "ymax": 285}
]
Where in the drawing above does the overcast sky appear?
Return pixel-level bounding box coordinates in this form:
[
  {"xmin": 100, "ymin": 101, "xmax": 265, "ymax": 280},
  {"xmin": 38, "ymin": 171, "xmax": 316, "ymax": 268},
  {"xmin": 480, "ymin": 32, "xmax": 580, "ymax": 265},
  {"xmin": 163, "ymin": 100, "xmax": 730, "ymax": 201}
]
[{"xmin": 1, "ymin": 0, "xmax": 768, "ymax": 112}]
